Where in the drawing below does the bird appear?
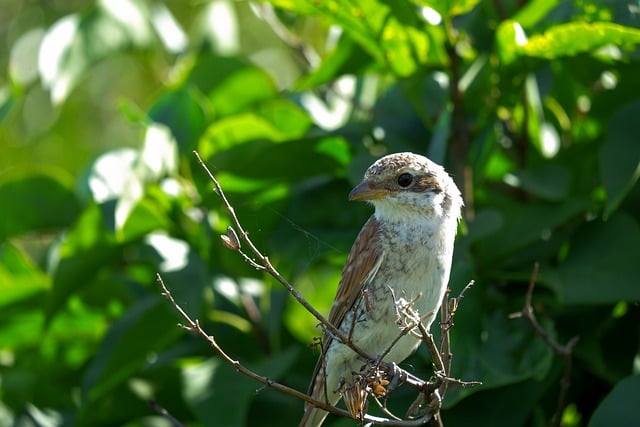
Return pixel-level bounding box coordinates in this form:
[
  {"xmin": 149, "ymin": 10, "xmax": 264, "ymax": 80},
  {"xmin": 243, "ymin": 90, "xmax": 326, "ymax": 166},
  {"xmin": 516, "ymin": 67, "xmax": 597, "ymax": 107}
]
[{"xmin": 299, "ymin": 152, "xmax": 463, "ymax": 426}]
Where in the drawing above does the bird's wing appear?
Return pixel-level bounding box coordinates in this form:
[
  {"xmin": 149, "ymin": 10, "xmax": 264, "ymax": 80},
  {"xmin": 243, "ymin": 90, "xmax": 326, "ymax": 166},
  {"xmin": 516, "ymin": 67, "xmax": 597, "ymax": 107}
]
[
  {"xmin": 326, "ymin": 215, "xmax": 384, "ymax": 340},
  {"xmin": 301, "ymin": 215, "xmax": 385, "ymax": 424}
]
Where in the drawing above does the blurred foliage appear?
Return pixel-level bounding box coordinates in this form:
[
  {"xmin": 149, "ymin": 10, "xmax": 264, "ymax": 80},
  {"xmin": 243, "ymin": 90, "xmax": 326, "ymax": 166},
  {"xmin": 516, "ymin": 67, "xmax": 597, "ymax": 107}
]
[{"xmin": 1, "ymin": 0, "xmax": 640, "ymax": 426}]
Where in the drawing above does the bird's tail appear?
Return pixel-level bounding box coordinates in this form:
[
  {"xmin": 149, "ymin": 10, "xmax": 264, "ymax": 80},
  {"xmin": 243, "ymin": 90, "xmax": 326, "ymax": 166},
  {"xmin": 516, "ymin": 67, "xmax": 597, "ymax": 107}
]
[{"xmin": 298, "ymin": 403, "xmax": 330, "ymax": 427}]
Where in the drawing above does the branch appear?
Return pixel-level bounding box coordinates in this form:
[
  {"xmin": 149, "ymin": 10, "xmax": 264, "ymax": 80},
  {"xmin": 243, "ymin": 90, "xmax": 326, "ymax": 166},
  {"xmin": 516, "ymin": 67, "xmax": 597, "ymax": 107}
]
[
  {"xmin": 148, "ymin": 400, "xmax": 187, "ymax": 427},
  {"xmin": 510, "ymin": 263, "xmax": 579, "ymax": 427},
  {"xmin": 159, "ymin": 273, "xmax": 441, "ymax": 426},
  {"xmin": 169, "ymin": 152, "xmax": 481, "ymax": 426},
  {"xmin": 193, "ymin": 150, "xmax": 373, "ymax": 362}
]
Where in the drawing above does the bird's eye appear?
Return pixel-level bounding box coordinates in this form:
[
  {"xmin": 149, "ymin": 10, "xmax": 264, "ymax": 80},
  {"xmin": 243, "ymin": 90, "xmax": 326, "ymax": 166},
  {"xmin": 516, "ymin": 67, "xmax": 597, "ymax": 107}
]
[{"xmin": 397, "ymin": 173, "xmax": 413, "ymax": 187}]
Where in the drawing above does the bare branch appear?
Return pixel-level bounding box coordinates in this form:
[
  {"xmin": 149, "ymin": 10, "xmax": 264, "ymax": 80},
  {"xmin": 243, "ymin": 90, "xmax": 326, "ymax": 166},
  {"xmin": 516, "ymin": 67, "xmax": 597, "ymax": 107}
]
[
  {"xmin": 148, "ymin": 400, "xmax": 187, "ymax": 427},
  {"xmin": 510, "ymin": 263, "xmax": 579, "ymax": 427},
  {"xmin": 157, "ymin": 152, "xmax": 482, "ymax": 426},
  {"xmin": 159, "ymin": 269, "xmax": 438, "ymax": 426},
  {"xmin": 193, "ymin": 151, "xmax": 374, "ymax": 362}
]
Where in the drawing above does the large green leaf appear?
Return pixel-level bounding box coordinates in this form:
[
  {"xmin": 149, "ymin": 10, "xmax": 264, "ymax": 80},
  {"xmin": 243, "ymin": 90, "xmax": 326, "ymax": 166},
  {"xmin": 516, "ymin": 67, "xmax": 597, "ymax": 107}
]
[
  {"xmin": 552, "ymin": 213, "xmax": 640, "ymax": 305},
  {"xmin": 600, "ymin": 101, "xmax": 640, "ymax": 217},
  {"xmin": 182, "ymin": 348, "xmax": 299, "ymax": 427},
  {"xmin": 447, "ymin": 294, "xmax": 554, "ymax": 403},
  {"xmin": 198, "ymin": 100, "xmax": 312, "ymax": 159},
  {"xmin": 473, "ymin": 196, "xmax": 591, "ymax": 265},
  {"xmin": 588, "ymin": 375, "xmax": 640, "ymax": 427},
  {"xmin": 0, "ymin": 169, "xmax": 80, "ymax": 240},
  {"xmin": 184, "ymin": 55, "xmax": 278, "ymax": 116},
  {"xmin": 148, "ymin": 87, "xmax": 209, "ymax": 154}
]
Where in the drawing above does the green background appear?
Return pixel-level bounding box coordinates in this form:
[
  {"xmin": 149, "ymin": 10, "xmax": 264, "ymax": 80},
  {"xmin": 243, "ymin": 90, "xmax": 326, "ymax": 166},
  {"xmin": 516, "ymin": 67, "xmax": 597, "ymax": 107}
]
[{"xmin": 1, "ymin": 0, "xmax": 639, "ymax": 426}]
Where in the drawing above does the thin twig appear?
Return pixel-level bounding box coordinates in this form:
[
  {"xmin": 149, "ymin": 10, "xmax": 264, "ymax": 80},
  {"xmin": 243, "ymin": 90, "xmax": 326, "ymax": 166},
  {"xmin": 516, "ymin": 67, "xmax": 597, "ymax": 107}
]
[
  {"xmin": 159, "ymin": 272, "xmax": 435, "ymax": 426},
  {"xmin": 510, "ymin": 263, "xmax": 579, "ymax": 427},
  {"xmin": 174, "ymin": 152, "xmax": 481, "ymax": 425},
  {"xmin": 148, "ymin": 400, "xmax": 187, "ymax": 427},
  {"xmin": 193, "ymin": 150, "xmax": 373, "ymax": 362}
]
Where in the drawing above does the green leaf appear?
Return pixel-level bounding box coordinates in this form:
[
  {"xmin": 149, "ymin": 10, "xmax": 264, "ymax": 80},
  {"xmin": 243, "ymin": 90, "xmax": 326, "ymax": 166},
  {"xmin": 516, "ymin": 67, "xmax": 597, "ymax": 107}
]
[
  {"xmin": 198, "ymin": 101, "xmax": 312, "ymax": 159},
  {"xmin": 39, "ymin": 0, "xmax": 153, "ymax": 103},
  {"xmin": 184, "ymin": 55, "xmax": 277, "ymax": 116},
  {"xmin": 81, "ymin": 297, "xmax": 180, "ymax": 402},
  {"xmin": 521, "ymin": 22, "xmax": 640, "ymax": 60},
  {"xmin": 448, "ymin": 295, "xmax": 554, "ymax": 403},
  {"xmin": 120, "ymin": 197, "xmax": 169, "ymax": 241},
  {"xmin": 415, "ymin": 0, "xmax": 480, "ymax": 17},
  {"xmin": 204, "ymin": 136, "xmax": 349, "ymax": 182},
  {"xmin": 269, "ymin": 0, "xmax": 447, "ymax": 76},
  {"xmin": 0, "ymin": 169, "xmax": 81, "ymax": 240},
  {"xmin": 0, "ymin": 243, "xmax": 50, "ymax": 306},
  {"xmin": 474, "ymin": 196, "xmax": 591, "ymax": 265},
  {"xmin": 47, "ymin": 203, "xmax": 120, "ymax": 318},
  {"xmin": 444, "ymin": 379, "xmax": 547, "ymax": 427},
  {"xmin": 553, "ymin": 213, "xmax": 640, "ymax": 305},
  {"xmin": 182, "ymin": 348, "xmax": 299, "ymax": 427},
  {"xmin": 296, "ymin": 36, "xmax": 372, "ymax": 90},
  {"xmin": 512, "ymin": 0, "xmax": 560, "ymax": 29},
  {"xmin": 510, "ymin": 165, "xmax": 571, "ymax": 201},
  {"xmin": 284, "ymin": 263, "xmax": 343, "ymax": 344},
  {"xmin": 148, "ymin": 87, "xmax": 208, "ymax": 154},
  {"xmin": 496, "ymin": 20, "xmax": 525, "ymax": 65},
  {"xmin": 588, "ymin": 375, "xmax": 640, "ymax": 427},
  {"xmin": 600, "ymin": 101, "xmax": 640, "ymax": 217},
  {"xmin": 209, "ymin": 66, "xmax": 278, "ymax": 117}
]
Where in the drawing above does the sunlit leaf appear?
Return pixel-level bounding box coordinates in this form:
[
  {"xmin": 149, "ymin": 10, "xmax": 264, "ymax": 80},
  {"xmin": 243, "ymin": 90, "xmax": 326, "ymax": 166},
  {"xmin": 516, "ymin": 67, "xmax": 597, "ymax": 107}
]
[
  {"xmin": 9, "ymin": 28, "xmax": 44, "ymax": 87},
  {"xmin": 208, "ymin": 65, "xmax": 278, "ymax": 117},
  {"xmin": 512, "ymin": 0, "xmax": 560, "ymax": 29},
  {"xmin": 0, "ymin": 243, "xmax": 50, "ymax": 306},
  {"xmin": 38, "ymin": 0, "xmax": 153, "ymax": 103},
  {"xmin": 269, "ymin": 0, "xmax": 447, "ymax": 76},
  {"xmin": 522, "ymin": 22, "xmax": 640, "ymax": 60},
  {"xmin": 120, "ymin": 198, "xmax": 169, "ymax": 241},
  {"xmin": 295, "ymin": 36, "xmax": 372, "ymax": 90},
  {"xmin": 284, "ymin": 263, "xmax": 343, "ymax": 343},
  {"xmin": 198, "ymin": 104, "xmax": 311, "ymax": 159},
  {"xmin": 414, "ymin": 0, "xmax": 480, "ymax": 17}
]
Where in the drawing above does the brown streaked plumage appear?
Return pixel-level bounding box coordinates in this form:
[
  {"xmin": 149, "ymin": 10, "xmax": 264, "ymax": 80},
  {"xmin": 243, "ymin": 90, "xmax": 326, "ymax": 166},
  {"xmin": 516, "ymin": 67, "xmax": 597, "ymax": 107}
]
[{"xmin": 299, "ymin": 152, "xmax": 463, "ymax": 426}]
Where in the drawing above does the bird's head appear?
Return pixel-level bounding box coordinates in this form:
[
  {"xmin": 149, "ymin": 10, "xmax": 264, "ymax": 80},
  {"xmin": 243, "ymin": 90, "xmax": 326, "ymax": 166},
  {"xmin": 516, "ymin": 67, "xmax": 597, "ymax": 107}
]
[{"xmin": 349, "ymin": 152, "xmax": 462, "ymax": 223}]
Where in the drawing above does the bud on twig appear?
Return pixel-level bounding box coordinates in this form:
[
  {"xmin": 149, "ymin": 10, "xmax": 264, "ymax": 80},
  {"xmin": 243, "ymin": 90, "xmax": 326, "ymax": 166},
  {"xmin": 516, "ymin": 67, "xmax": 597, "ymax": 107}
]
[{"xmin": 220, "ymin": 226, "xmax": 241, "ymax": 251}]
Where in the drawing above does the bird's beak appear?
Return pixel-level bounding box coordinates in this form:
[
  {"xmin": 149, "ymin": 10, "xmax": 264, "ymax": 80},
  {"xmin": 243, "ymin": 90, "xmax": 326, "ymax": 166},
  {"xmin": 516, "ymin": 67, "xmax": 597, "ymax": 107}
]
[{"xmin": 349, "ymin": 181, "xmax": 386, "ymax": 201}]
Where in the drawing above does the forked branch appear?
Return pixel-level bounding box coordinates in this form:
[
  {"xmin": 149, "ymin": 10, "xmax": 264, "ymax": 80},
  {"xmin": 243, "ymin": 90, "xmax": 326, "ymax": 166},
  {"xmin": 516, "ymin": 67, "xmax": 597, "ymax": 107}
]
[
  {"xmin": 155, "ymin": 151, "xmax": 479, "ymax": 426},
  {"xmin": 510, "ymin": 263, "xmax": 579, "ymax": 427}
]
